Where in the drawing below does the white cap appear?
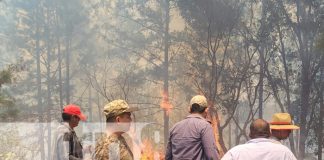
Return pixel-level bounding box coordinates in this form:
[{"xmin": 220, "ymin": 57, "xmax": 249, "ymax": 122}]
[{"xmin": 190, "ymin": 95, "xmax": 208, "ymax": 108}]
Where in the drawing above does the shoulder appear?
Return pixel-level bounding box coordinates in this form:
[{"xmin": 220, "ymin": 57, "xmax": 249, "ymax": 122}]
[
  {"xmin": 227, "ymin": 144, "xmax": 246, "ymax": 152},
  {"xmin": 56, "ymin": 124, "xmax": 69, "ymax": 131},
  {"xmin": 55, "ymin": 124, "xmax": 72, "ymax": 139},
  {"xmin": 274, "ymin": 143, "xmax": 295, "ymax": 153},
  {"xmin": 222, "ymin": 145, "xmax": 245, "ymax": 160},
  {"xmin": 171, "ymin": 116, "xmax": 211, "ymax": 130},
  {"xmin": 56, "ymin": 124, "xmax": 71, "ymax": 135},
  {"xmin": 170, "ymin": 120, "xmax": 184, "ymax": 131},
  {"xmin": 99, "ymin": 134, "xmax": 120, "ymax": 144},
  {"xmin": 185, "ymin": 115, "xmax": 210, "ymax": 126}
]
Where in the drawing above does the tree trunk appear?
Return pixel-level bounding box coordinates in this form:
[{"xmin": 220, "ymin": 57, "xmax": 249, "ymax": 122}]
[
  {"xmin": 55, "ymin": 6, "xmax": 63, "ymax": 110},
  {"xmin": 45, "ymin": 8, "xmax": 53, "ymax": 157},
  {"xmin": 65, "ymin": 37, "xmax": 71, "ymax": 104},
  {"xmin": 298, "ymin": 54, "xmax": 311, "ymax": 159},
  {"xmin": 258, "ymin": 51, "xmax": 264, "ymax": 119},
  {"xmin": 258, "ymin": 0, "xmax": 267, "ymax": 119},
  {"xmin": 58, "ymin": 38, "xmax": 63, "ymax": 109},
  {"xmin": 277, "ymin": 23, "xmax": 296, "ymax": 154},
  {"xmin": 163, "ymin": 0, "xmax": 170, "ymax": 149},
  {"xmin": 88, "ymin": 87, "xmax": 92, "ymax": 122},
  {"xmin": 209, "ymin": 107, "xmax": 226, "ymax": 157},
  {"xmin": 229, "ymin": 120, "xmax": 232, "ymax": 149},
  {"xmin": 318, "ymin": 66, "xmax": 324, "ymax": 160},
  {"xmin": 35, "ymin": 5, "xmax": 45, "ymax": 159}
]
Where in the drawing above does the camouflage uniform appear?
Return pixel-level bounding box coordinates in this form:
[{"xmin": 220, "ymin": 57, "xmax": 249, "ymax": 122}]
[
  {"xmin": 94, "ymin": 99, "xmax": 138, "ymax": 160},
  {"xmin": 95, "ymin": 133, "xmax": 133, "ymax": 160}
]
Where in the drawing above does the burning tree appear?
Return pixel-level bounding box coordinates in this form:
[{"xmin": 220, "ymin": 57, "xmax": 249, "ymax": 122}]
[{"xmin": 176, "ymin": 0, "xmax": 249, "ymax": 154}]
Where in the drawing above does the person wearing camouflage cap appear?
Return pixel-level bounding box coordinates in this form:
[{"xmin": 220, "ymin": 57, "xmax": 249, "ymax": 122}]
[{"xmin": 94, "ymin": 99, "xmax": 138, "ymax": 160}]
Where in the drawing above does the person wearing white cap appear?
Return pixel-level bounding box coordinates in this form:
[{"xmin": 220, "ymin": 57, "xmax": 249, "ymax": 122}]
[{"xmin": 165, "ymin": 95, "xmax": 219, "ymax": 160}]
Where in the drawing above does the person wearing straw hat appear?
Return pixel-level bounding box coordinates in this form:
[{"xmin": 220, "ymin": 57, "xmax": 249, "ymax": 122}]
[
  {"xmin": 270, "ymin": 113, "xmax": 300, "ymax": 143},
  {"xmin": 165, "ymin": 95, "xmax": 219, "ymax": 160},
  {"xmin": 51, "ymin": 104, "xmax": 87, "ymax": 160},
  {"xmin": 94, "ymin": 99, "xmax": 138, "ymax": 160}
]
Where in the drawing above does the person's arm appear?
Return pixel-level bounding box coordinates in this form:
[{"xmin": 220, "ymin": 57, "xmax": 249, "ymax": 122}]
[
  {"xmin": 165, "ymin": 133, "xmax": 173, "ymax": 160},
  {"xmin": 55, "ymin": 132, "xmax": 70, "ymax": 160},
  {"xmin": 201, "ymin": 124, "xmax": 219, "ymax": 160}
]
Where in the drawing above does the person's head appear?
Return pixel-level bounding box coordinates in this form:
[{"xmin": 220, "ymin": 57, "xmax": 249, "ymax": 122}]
[
  {"xmin": 271, "ymin": 130, "xmax": 291, "ymax": 140},
  {"xmin": 62, "ymin": 104, "xmax": 87, "ymax": 128},
  {"xmin": 189, "ymin": 95, "xmax": 209, "ymax": 118},
  {"xmin": 103, "ymin": 99, "xmax": 138, "ymax": 133},
  {"xmin": 249, "ymin": 119, "xmax": 271, "ymax": 139},
  {"xmin": 270, "ymin": 113, "xmax": 299, "ymax": 140}
]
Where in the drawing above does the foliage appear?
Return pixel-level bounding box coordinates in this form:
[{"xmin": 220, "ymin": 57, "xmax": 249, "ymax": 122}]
[{"xmin": 0, "ymin": 0, "xmax": 323, "ymax": 158}]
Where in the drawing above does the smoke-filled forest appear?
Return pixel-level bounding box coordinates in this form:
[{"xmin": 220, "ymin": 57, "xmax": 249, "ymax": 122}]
[{"xmin": 0, "ymin": 0, "xmax": 323, "ymax": 159}]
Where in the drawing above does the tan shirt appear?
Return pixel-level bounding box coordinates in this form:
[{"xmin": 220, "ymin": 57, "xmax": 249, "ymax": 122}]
[{"xmin": 95, "ymin": 133, "xmax": 133, "ymax": 160}]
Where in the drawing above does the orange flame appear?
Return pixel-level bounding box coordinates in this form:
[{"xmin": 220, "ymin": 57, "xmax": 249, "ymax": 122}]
[
  {"xmin": 160, "ymin": 90, "xmax": 173, "ymax": 114},
  {"xmin": 210, "ymin": 113, "xmax": 225, "ymax": 157},
  {"xmin": 140, "ymin": 139, "xmax": 165, "ymax": 160}
]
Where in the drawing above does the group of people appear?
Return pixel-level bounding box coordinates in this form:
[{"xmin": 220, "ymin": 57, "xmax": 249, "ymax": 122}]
[
  {"xmin": 166, "ymin": 95, "xmax": 299, "ymax": 160},
  {"xmin": 51, "ymin": 100, "xmax": 138, "ymax": 160},
  {"xmin": 51, "ymin": 95, "xmax": 299, "ymax": 160}
]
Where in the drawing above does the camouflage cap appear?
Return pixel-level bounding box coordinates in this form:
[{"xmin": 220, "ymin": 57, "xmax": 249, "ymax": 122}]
[{"xmin": 103, "ymin": 99, "xmax": 138, "ymax": 118}]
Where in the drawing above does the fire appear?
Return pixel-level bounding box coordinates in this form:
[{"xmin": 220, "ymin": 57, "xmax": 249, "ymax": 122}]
[
  {"xmin": 160, "ymin": 90, "xmax": 173, "ymax": 114},
  {"xmin": 210, "ymin": 113, "xmax": 225, "ymax": 157},
  {"xmin": 140, "ymin": 139, "xmax": 164, "ymax": 160}
]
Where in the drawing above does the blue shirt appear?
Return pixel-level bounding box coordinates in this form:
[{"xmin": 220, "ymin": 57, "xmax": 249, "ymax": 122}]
[
  {"xmin": 165, "ymin": 114, "xmax": 219, "ymax": 160},
  {"xmin": 221, "ymin": 138, "xmax": 297, "ymax": 160}
]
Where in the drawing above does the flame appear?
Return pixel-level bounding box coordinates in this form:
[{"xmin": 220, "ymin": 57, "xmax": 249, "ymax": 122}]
[
  {"xmin": 160, "ymin": 90, "xmax": 173, "ymax": 114},
  {"xmin": 210, "ymin": 113, "xmax": 225, "ymax": 157},
  {"xmin": 140, "ymin": 139, "xmax": 165, "ymax": 160}
]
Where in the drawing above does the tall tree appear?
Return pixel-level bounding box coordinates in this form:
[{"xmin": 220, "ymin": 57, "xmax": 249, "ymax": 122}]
[
  {"xmin": 275, "ymin": 1, "xmax": 323, "ymax": 158},
  {"xmin": 87, "ymin": 0, "xmax": 182, "ymax": 148},
  {"xmin": 177, "ymin": 0, "xmax": 249, "ymax": 154}
]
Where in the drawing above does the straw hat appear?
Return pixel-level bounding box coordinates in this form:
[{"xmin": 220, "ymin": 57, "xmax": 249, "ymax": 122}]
[{"xmin": 270, "ymin": 113, "xmax": 299, "ymax": 130}]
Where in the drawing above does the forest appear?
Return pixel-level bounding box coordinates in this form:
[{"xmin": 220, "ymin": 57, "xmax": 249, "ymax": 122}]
[{"xmin": 0, "ymin": 0, "xmax": 323, "ymax": 159}]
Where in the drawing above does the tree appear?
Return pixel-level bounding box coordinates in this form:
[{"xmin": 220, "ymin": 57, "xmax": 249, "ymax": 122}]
[
  {"xmin": 177, "ymin": 0, "xmax": 252, "ymax": 154},
  {"xmin": 274, "ymin": 0, "xmax": 323, "ymax": 158},
  {"xmin": 0, "ymin": 67, "xmax": 16, "ymax": 120},
  {"xmin": 85, "ymin": 0, "xmax": 186, "ymax": 149},
  {"xmin": 6, "ymin": 0, "xmax": 89, "ymax": 158}
]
